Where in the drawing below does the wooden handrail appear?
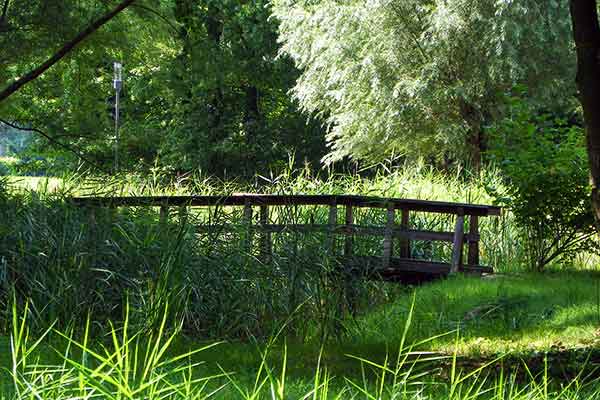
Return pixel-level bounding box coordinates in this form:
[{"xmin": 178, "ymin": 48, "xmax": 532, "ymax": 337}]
[
  {"xmin": 72, "ymin": 193, "xmax": 500, "ymax": 274},
  {"xmin": 71, "ymin": 194, "xmax": 500, "ymax": 216}
]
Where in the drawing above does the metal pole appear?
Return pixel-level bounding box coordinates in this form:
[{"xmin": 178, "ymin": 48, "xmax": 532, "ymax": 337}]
[
  {"xmin": 114, "ymin": 88, "xmax": 119, "ymax": 172},
  {"xmin": 113, "ymin": 62, "xmax": 122, "ymax": 173}
]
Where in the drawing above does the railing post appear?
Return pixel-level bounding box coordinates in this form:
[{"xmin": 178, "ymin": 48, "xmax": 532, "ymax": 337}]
[
  {"xmin": 400, "ymin": 208, "xmax": 410, "ymax": 258},
  {"xmin": 260, "ymin": 205, "xmax": 272, "ymax": 263},
  {"xmin": 468, "ymin": 215, "xmax": 479, "ymax": 266},
  {"xmin": 451, "ymin": 209, "xmax": 465, "ymax": 273},
  {"xmin": 243, "ymin": 199, "xmax": 253, "ymax": 254},
  {"xmin": 344, "ymin": 205, "xmax": 353, "ymax": 257},
  {"xmin": 178, "ymin": 204, "xmax": 188, "ymax": 226},
  {"xmin": 159, "ymin": 204, "xmax": 169, "ymax": 226},
  {"xmin": 327, "ymin": 199, "xmax": 338, "ymax": 256},
  {"xmin": 382, "ymin": 203, "xmax": 395, "ymax": 268}
]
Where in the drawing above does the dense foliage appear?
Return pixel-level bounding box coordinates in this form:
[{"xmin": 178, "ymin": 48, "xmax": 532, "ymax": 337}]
[
  {"xmin": 0, "ymin": 0, "xmax": 327, "ymax": 176},
  {"xmin": 272, "ymin": 0, "xmax": 576, "ymax": 167},
  {"xmin": 486, "ymin": 95, "xmax": 595, "ymax": 271}
]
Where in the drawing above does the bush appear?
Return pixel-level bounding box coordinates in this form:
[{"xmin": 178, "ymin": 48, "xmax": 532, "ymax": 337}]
[{"xmin": 486, "ymin": 95, "xmax": 596, "ymax": 271}]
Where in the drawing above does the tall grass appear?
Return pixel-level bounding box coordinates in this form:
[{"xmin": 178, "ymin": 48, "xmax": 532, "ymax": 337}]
[
  {"xmin": 0, "ymin": 163, "xmax": 594, "ymax": 340},
  {"xmin": 4, "ymin": 299, "xmax": 600, "ymax": 399}
]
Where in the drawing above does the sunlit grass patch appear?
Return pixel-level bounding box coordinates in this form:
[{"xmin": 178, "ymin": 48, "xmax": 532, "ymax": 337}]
[{"xmin": 350, "ymin": 273, "xmax": 600, "ymax": 356}]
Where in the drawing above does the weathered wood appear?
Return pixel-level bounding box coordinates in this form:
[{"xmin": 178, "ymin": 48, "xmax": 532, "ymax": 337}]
[
  {"xmin": 260, "ymin": 205, "xmax": 272, "ymax": 263},
  {"xmin": 72, "ymin": 194, "xmax": 501, "ymax": 216},
  {"xmin": 243, "ymin": 201, "xmax": 253, "ymax": 254},
  {"xmin": 194, "ymin": 223, "xmax": 480, "ymax": 242},
  {"xmin": 400, "ymin": 209, "xmax": 410, "ymax": 258},
  {"xmin": 178, "ymin": 205, "xmax": 188, "ymax": 225},
  {"xmin": 71, "ymin": 193, "xmax": 500, "ymax": 279},
  {"xmin": 468, "ymin": 215, "xmax": 479, "ymax": 266},
  {"xmin": 159, "ymin": 205, "xmax": 169, "ymax": 226},
  {"xmin": 342, "ymin": 256, "xmax": 493, "ymax": 276},
  {"xmin": 451, "ymin": 211, "xmax": 465, "ymax": 273},
  {"xmin": 344, "ymin": 205, "xmax": 354, "ymax": 256},
  {"xmin": 382, "ymin": 203, "xmax": 395, "ymax": 268},
  {"xmin": 327, "ymin": 201, "xmax": 338, "ymax": 255}
]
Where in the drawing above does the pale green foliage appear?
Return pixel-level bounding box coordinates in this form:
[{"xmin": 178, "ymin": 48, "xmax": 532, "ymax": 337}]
[{"xmin": 272, "ymin": 0, "xmax": 575, "ymax": 164}]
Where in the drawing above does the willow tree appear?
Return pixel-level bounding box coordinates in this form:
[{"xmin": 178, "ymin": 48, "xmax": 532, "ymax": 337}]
[{"xmin": 272, "ymin": 0, "xmax": 575, "ymax": 168}]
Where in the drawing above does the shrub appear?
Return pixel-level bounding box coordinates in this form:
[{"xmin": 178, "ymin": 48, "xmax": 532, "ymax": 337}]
[{"xmin": 486, "ymin": 95, "xmax": 596, "ymax": 271}]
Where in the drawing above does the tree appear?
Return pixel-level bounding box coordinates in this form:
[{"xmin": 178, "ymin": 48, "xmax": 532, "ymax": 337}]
[
  {"xmin": 272, "ymin": 0, "xmax": 575, "ymax": 169},
  {"xmin": 0, "ymin": 0, "xmax": 137, "ymax": 102},
  {"xmin": 1, "ymin": 0, "xmax": 327, "ymax": 176},
  {"xmin": 159, "ymin": 0, "xmax": 326, "ymax": 175},
  {"xmin": 570, "ymin": 0, "xmax": 600, "ymax": 221}
]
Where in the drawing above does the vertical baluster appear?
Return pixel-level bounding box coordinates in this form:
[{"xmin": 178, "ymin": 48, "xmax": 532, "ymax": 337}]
[
  {"xmin": 260, "ymin": 205, "xmax": 272, "ymax": 263},
  {"xmin": 159, "ymin": 204, "xmax": 169, "ymax": 226},
  {"xmin": 327, "ymin": 200, "xmax": 338, "ymax": 256},
  {"xmin": 243, "ymin": 200, "xmax": 253, "ymax": 254},
  {"xmin": 178, "ymin": 204, "xmax": 188, "ymax": 226},
  {"xmin": 344, "ymin": 205, "xmax": 353, "ymax": 257},
  {"xmin": 451, "ymin": 209, "xmax": 465, "ymax": 273},
  {"xmin": 344, "ymin": 204, "xmax": 358, "ymax": 315},
  {"xmin": 400, "ymin": 208, "xmax": 410, "ymax": 258},
  {"xmin": 382, "ymin": 203, "xmax": 395, "ymax": 268},
  {"xmin": 468, "ymin": 215, "xmax": 479, "ymax": 266}
]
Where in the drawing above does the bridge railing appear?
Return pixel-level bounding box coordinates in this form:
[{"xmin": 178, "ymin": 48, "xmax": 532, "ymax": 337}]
[{"xmin": 71, "ymin": 194, "xmax": 501, "ymax": 277}]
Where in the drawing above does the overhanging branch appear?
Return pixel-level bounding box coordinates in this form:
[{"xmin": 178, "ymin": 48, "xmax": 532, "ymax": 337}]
[{"xmin": 0, "ymin": 0, "xmax": 136, "ymax": 103}]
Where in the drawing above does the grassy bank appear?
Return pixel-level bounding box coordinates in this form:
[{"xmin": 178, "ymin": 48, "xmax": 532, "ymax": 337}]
[{"xmin": 3, "ymin": 273, "xmax": 600, "ymax": 398}]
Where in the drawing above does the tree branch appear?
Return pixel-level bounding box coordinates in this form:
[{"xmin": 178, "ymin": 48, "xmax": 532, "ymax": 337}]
[
  {"xmin": 0, "ymin": 0, "xmax": 136, "ymax": 103},
  {"xmin": 0, "ymin": 118, "xmax": 109, "ymax": 173}
]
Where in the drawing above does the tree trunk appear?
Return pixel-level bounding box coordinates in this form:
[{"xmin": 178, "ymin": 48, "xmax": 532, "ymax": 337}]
[
  {"xmin": 0, "ymin": 0, "xmax": 136, "ymax": 103},
  {"xmin": 570, "ymin": 0, "xmax": 600, "ymax": 221}
]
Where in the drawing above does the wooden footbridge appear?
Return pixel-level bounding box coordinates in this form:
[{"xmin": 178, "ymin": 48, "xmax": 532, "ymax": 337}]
[{"xmin": 73, "ymin": 194, "xmax": 501, "ymax": 282}]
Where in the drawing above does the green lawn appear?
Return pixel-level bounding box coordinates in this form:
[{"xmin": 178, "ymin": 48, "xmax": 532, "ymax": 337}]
[{"xmin": 351, "ymin": 272, "xmax": 600, "ymax": 356}]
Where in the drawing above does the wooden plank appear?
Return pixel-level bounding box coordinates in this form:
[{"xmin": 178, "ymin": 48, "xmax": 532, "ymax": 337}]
[
  {"xmin": 260, "ymin": 205, "xmax": 272, "ymax": 263},
  {"xmin": 71, "ymin": 194, "xmax": 501, "ymax": 216},
  {"xmin": 341, "ymin": 256, "xmax": 493, "ymax": 275},
  {"xmin": 194, "ymin": 223, "xmax": 480, "ymax": 242},
  {"xmin": 468, "ymin": 215, "xmax": 479, "ymax": 266},
  {"xmin": 382, "ymin": 203, "xmax": 395, "ymax": 268},
  {"xmin": 400, "ymin": 208, "xmax": 410, "ymax": 258},
  {"xmin": 450, "ymin": 212, "xmax": 465, "ymax": 273},
  {"xmin": 344, "ymin": 205, "xmax": 353, "ymax": 257}
]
